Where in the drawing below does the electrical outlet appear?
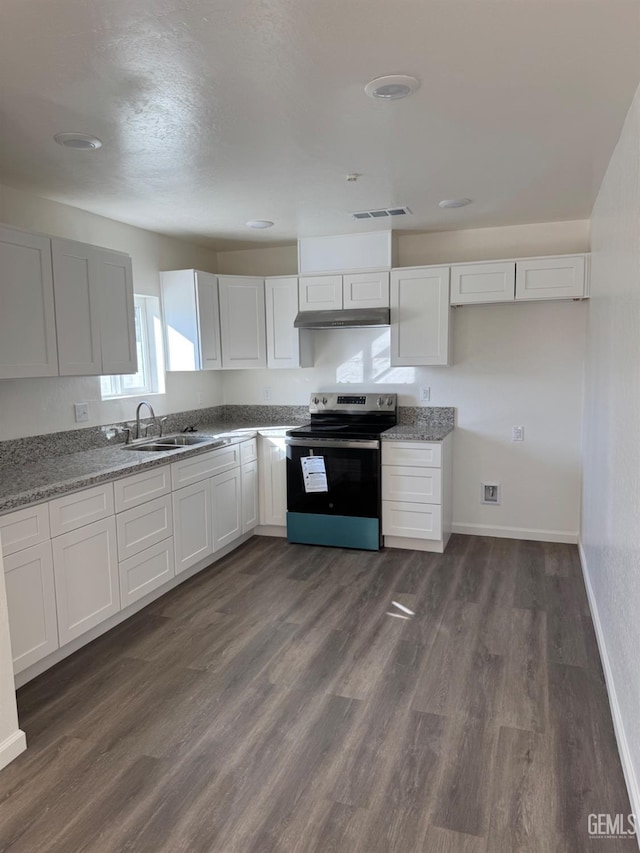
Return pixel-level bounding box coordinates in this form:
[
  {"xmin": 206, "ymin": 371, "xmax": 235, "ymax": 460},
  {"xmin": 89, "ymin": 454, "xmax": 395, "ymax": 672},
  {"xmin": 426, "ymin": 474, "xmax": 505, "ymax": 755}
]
[
  {"xmin": 263, "ymin": 386, "xmax": 272, "ymax": 402},
  {"xmin": 74, "ymin": 402, "xmax": 89, "ymax": 423},
  {"xmin": 419, "ymin": 385, "xmax": 431, "ymax": 403},
  {"xmin": 512, "ymin": 425, "xmax": 524, "ymax": 441},
  {"xmin": 481, "ymin": 482, "xmax": 501, "ymax": 505}
]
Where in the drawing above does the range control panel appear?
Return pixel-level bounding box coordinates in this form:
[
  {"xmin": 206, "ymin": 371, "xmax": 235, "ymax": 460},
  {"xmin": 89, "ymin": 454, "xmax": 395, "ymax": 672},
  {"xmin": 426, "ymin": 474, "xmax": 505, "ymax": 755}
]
[{"xmin": 309, "ymin": 392, "xmax": 397, "ymax": 414}]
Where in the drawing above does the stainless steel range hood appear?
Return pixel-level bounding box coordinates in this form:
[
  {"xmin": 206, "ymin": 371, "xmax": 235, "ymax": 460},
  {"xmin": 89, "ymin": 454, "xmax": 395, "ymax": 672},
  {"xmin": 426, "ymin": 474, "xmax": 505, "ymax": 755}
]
[{"xmin": 294, "ymin": 308, "xmax": 390, "ymax": 330}]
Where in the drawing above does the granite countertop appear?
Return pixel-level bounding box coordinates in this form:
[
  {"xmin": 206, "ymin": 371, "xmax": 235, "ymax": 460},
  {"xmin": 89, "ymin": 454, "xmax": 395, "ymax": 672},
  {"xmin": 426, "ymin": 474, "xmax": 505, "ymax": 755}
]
[
  {"xmin": 381, "ymin": 424, "xmax": 454, "ymax": 442},
  {"xmin": 0, "ymin": 421, "xmax": 302, "ymax": 515}
]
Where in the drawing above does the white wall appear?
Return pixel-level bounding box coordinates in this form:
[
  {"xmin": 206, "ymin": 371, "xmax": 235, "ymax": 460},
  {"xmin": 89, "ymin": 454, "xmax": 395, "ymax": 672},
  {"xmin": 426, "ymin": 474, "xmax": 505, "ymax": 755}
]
[
  {"xmin": 218, "ymin": 220, "xmax": 589, "ymax": 541},
  {"xmin": 0, "ymin": 184, "xmax": 223, "ymax": 439},
  {"xmin": 582, "ymin": 81, "xmax": 640, "ymax": 817}
]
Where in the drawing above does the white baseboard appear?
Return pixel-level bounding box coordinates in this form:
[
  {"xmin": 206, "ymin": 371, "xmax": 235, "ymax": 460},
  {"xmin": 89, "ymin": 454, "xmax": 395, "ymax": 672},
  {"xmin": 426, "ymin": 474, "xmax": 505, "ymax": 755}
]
[
  {"xmin": 451, "ymin": 522, "xmax": 578, "ymax": 544},
  {"xmin": 255, "ymin": 525, "xmax": 286, "ymax": 538},
  {"xmin": 0, "ymin": 729, "xmax": 26, "ymax": 771},
  {"xmin": 578, "ymin": 540, "xmax": 640, "ymax": 849}
]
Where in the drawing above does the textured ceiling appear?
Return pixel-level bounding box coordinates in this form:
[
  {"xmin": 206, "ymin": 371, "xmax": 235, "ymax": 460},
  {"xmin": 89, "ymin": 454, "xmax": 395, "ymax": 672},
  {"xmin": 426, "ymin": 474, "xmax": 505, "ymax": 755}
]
[{"xmin": 1, "ymin": 0, "xmax": 639, "ymax": 250}]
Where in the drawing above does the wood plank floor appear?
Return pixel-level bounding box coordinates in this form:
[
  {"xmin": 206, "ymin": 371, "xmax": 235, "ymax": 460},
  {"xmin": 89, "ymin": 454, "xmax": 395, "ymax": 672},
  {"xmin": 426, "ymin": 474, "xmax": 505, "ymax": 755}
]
[{"xmin": 0, "ymin": 535, "xmax": 635, "ymax": 852}]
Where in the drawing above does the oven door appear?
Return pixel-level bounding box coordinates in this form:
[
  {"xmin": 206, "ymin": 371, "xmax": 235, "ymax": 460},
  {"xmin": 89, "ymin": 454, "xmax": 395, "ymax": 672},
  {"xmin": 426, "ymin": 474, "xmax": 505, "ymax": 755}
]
[{"xmin": 285, "ymin": 437, "xmax": 381, "ymax": 550}]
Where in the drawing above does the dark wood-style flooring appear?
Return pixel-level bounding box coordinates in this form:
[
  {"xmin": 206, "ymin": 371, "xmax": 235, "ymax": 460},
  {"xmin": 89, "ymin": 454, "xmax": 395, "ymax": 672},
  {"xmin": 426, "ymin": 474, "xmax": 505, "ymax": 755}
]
[{"xmin": 0, "ymin": 535, "xmax": 635, "ymax": 852}]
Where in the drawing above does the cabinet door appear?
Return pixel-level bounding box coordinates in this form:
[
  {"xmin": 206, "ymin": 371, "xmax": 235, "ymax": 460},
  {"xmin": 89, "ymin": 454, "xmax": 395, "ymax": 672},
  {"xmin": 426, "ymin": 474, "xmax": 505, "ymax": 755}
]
[
  {"xmin": 0, "ymin": 226, "xmax": 58, "ymax": 378},
  {"xmin": 51, "ymin": 238, "xmax": 102, "ymax": 376},
  {"xmin": 390, "ymin": 267, "xmax": 451, "ymax": 366},
  {"xmin": 4, "ymin": 542, "xmax": 58, "ymax": 674},
  {"xmin": 218, "ymin": 276, "xmax": 267, "ymax": 369},
  {"xmin": 161, "ymin": 269, "xmax": 199, "ymax": 371},
  {"xmin": 52, "ymin": 517, "xmax": 120, "ymax": 645},
  {"xmin": 265, "ymin": 277, "xmax": 312, "ymax": 369},
  {"xmin": 196, "ymin": 271, "xmax": 223, "ymax": 369},
  {"xmin": 343, "ymin": 271, "xmax": 389, "ymax": 309},
  {"xmin": 450, "ymin": 262, "xmax": 515, "ymax": 304},
  {"xmin": 258, "ymin": 434, "xmax": 287, "ymax": 526},
  {"xmin": 515, "ymin": 255, "xmax": 586, "ymax": 301},
  {"xmin": 298, "ymin": 275, "xmax": 343, "ymax": 311},
  {"xmin": 98, "ymin": 249, "xmax": 137, "ymax": 375},
  {"xmin": 242, "ymin": 460, "xmax": 259, "ymax": 534},
  {"xmin": 172, "ymin": 480, "xmax": 213, "ymax": 574},
  {"xmin": 212, "ymin": 468, "xmax": 242, "ymax": 551}
]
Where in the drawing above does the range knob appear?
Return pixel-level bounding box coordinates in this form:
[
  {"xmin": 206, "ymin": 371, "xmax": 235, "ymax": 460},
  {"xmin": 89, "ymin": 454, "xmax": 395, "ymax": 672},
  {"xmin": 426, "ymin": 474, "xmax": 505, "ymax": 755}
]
[
  {"xmin": 322, "ymin": 396, "xmax": 328, "ymax": 404},
  {"xmin": 386, "ymin": 397, "xmax": 394, "ymax": 407},
  {"xmin": 377, "ymin": 396, "xmax": 383, "ymax": 407},
  {"xmin": 313, "ymin": 396, "xmax": 320, "ymax": 405}
]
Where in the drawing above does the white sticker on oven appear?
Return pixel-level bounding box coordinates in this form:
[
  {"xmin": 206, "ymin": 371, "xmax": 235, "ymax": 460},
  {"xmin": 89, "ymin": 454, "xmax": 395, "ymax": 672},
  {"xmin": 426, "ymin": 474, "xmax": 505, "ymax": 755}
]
[{"xmin": 301, "ymin": 456, "xmax": 328, "ymax": 493}]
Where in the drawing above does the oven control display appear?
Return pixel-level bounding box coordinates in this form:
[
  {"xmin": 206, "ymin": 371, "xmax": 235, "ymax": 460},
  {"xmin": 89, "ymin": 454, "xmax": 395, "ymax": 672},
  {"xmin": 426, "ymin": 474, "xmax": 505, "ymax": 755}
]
[{"xmin": 337, "ymin": 395, "xmax": 366, "ymax": 405}]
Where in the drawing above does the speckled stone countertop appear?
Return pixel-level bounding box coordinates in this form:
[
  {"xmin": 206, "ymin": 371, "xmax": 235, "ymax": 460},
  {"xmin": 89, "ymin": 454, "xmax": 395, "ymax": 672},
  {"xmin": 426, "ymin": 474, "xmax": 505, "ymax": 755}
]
[
  {"xmin": 381, "ymin": 424, "xmax": 454, "ymax": 442},
  {"xmin": 0, "ymin": 420, "xmax": 303, "ymax": 516}
]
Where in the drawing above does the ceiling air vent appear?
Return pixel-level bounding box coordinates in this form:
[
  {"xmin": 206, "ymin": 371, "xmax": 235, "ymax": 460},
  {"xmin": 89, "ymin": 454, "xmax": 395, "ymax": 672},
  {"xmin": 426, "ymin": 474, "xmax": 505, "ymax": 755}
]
[{"xmin": 352, "ymin": 206, "xmax": 412, "ymax": 220}]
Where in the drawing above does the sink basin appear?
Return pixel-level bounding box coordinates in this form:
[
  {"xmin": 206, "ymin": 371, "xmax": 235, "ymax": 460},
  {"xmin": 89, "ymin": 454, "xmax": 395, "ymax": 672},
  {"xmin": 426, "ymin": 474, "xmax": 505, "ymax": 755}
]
[{"xmin": 123, "ymin": 434, "xmax": 227, "ymax": 453}]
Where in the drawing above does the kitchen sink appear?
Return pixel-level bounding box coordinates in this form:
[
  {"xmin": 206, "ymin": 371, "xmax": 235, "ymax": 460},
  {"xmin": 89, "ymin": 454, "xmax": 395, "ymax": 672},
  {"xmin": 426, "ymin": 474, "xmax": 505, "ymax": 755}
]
[{"xmin": 123, "ymin": 434, "xmax": 227, "ymax": 453}]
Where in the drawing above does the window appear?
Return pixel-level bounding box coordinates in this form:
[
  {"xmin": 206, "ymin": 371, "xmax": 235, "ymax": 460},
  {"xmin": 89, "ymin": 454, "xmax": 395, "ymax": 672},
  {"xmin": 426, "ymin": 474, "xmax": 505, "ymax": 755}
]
[{"xmin": 100, "ymin": 295, "xmax": 166, "ymax": 399}]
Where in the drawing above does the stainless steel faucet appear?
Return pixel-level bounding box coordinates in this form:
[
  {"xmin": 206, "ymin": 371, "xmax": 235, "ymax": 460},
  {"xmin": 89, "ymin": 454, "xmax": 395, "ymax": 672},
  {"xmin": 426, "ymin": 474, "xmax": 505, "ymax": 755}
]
[{"xmin": 135, "ymin": 400, "xmax": 156, "ymax": 440}]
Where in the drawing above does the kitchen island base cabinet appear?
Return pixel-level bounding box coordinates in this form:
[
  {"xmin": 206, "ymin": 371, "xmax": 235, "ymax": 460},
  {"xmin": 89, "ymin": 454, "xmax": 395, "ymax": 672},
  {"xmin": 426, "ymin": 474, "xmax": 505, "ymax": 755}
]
[
  {"xmin": 4, "ymin": 542, "xmax": 58, "ymax": 674},
  {"xmin": 52, "ymin": 517, "xmax": 120, "ymax": 646}
]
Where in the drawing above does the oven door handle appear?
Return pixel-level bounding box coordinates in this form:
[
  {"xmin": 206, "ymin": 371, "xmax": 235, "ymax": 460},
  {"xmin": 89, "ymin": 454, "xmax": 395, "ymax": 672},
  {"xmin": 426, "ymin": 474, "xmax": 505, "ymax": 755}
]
[{"xmin": 285, "ymin": 437, "xmax": 380, "ymax": 450}]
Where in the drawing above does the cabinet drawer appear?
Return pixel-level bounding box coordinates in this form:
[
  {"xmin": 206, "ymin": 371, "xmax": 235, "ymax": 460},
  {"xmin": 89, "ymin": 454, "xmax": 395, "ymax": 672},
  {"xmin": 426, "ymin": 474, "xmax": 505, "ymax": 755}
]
[
  {"xmin": 119, "ymin": 537, "xmax": 175, "ymax": 608},
  {"xmin": 451, "ymin": 262, "xmax": 515, "ymax": 304},
  {"xmin": 382, "ymin": 501, "xmax": 442, "ymax": 540},
  {"xmin": 171, "ymin": 445, "xmax": 240, "ymax": 489},
  {"xmin": 49, "ymin": 484, "xmax": 115, "ymax": 537},
  {"xmin": 240, "ymin": 437, "xmax": 257, "ymax": 465},
  {"xmin": 114, "ymin": 465, "xmax": 171, "ymax": 513},
  {"xmin": 382, "ymin": 441, "xmax": 442, "ymax": 469},
  {"xmin": 4, "ymin": 541, "xmax": 58, "ymax": 673},
  {"xmin": 382, "ymin": 466, "xmax": 442, "ymax": 504},
  {"xmin": 116, "ymin": 494, "xmax": 173, "ymax": 562},
  {"xmin": 0, "ymin": 504, "xmax": 50, "ymax": 556}
]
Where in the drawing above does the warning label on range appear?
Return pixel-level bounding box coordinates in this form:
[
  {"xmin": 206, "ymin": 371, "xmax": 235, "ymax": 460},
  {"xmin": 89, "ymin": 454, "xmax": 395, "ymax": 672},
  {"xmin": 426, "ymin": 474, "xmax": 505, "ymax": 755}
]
[{"xmin": 301, "ymin": 456, "xmax": 328, "ymax": 493}]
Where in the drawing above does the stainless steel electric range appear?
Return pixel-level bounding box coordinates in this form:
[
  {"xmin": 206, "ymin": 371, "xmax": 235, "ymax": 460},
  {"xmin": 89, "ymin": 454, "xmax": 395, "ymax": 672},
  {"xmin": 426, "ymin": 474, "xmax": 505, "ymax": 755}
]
[{"xmin": 285, "ymin": 392, "xmax": 397, "ymax": 551}]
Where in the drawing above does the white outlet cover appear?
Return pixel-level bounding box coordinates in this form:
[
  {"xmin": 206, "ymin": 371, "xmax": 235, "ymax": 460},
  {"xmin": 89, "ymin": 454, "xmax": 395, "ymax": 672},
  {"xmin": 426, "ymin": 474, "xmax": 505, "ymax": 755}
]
[
  {"xmin": 74, "ymin": 402, "xmax": 89, "ymax": 423},
  {"xmin": 420, "ymin": 385, "xmax": 431, "ymax": 403},
  {"xmin": 512, "ymin": 425, "xmax": 524, "ymax": 441}
]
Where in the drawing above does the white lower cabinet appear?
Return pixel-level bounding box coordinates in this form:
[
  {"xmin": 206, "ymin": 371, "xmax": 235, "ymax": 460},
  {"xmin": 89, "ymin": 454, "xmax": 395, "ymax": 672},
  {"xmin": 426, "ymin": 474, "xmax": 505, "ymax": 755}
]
[
  {"xmin": 212, "ymin": 468, "xmax": 242, "ymax": 551},
  {"xmin": 172, "ymin": 479, "xmax": 214, "ymax": 574},
  {"xmin": 119, "ymin": 538, "xmax": 175, "ymax": 608},
  {"xmin": 4, "ymin": 541, "xmax": 58, "ymax": 674},
  {"xmin": 52, "ymin": 516, "xmax": 120, "ymax": 645},
  {"xmin": 382, "ymin": 436, "xmax": 452, "ymax": 553},
  {"xmin": 242, "ymin": 459, "xmax": 259, "ymax": 533},
  {"xmin": 258, "ymin": 432, "xmax": 288, "ymax": 527}
]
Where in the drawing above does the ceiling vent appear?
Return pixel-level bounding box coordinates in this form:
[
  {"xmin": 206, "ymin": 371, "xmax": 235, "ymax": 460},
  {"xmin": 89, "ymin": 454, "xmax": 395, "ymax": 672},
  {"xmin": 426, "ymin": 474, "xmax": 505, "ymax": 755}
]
[{"xmin": 352, "ymin": 206, "xmax": 412, "ymax": 220}]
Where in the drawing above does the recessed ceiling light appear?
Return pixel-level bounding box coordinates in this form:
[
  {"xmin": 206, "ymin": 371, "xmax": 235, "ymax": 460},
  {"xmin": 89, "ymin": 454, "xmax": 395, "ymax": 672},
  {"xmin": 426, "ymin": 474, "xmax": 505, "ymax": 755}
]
[
  {"xmin": 54, "ymin": 132, "xmax": 103, "ymax": 150},
  {"xmin": 246, "ymin": 220, "xmax": 274, "ymax": 229},
  {"xmin": 438, "ymin": 198, "xmax": 473, "ymax": 209},
  {"xmin": 364, "ymin": 75, "xmax": 420, "ymax": 100}
]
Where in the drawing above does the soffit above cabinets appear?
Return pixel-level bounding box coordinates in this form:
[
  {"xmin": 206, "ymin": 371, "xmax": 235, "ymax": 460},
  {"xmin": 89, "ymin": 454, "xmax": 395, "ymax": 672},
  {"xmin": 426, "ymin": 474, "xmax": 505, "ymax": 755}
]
[{"xmin": 0, "ymin": 0, "xmax": 639, "ymax": 250}]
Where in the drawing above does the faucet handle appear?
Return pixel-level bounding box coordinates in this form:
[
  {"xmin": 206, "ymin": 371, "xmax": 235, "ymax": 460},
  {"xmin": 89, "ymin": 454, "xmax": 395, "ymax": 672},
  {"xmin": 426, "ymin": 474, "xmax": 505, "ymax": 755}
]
[{"xmin": 182, "ymin": 424, "xmax": 198, "ymax": 433}]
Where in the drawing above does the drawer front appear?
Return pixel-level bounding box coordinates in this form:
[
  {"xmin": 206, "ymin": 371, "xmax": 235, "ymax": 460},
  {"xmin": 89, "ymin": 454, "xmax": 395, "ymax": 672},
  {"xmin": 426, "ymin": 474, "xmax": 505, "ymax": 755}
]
[
  {"xmin": 171, "ymin": 445, "xmax": 240, "ymax": 489},
  {"xmin": 382, "ymin": 501, "xmax": 442, "ymax": 540},
  {"xmin": 4, "ymin": 541, "xmax": 59, "ymax": 673},
  {"xmin": 114, "ymin": 465, "xmax": 171, "ymax": 513},
  {"xmin": 382, "ymin": 466, "xmax": 442, "ymax": 504},
  {"xmin": 119, "ymin": 537, "xmax": 175, "ymax": 608},
  {"xmin": 116, "ymin": 494, "xmax": 173, "ymax": 562},
  {"xmin": 240, "ymin": 437, "xmax": 258, "ymax": 465},
  {"xmin": 49, "ymin": 484, "xmax": 115, "ymax": 538},
  {"xmin": 0, "ymin": 504, "xmax": 50, "ymax": 556},
  {"xmin": 382, "ymin": 441, "xmax": 442, "ymax": 469}
]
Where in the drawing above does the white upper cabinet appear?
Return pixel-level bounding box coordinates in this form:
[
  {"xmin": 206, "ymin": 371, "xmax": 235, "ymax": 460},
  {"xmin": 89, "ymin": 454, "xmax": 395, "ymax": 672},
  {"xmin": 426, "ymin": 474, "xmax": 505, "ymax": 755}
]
[
  {"xmin": 515, "ymin": 255, "xmax": 586, "ymax": 301},
  {"xmin": 0, "ymin": 226, "xmax": 58, "ymax": 379},
  {"xmin": 343, "ymin": 271, "xmax": 389, "ymax": 309},
  {"xmin": 161, "ymin": 269, "xmax": 222, "ymax": 371},
  {"xmin": 450, "ymin": 261, "xmax": 516, "ymax": 305},
  {"xmin": 218, "ymin": 276, "xmax": 267, "ymax": 369},
  {"xmin": 265, "ymin": 277, "xmax": 313, "ymax": 369},
  {"xmin": 98, "ymin": 249, "xmax": 136, "ymax": 375},
  {"xmin": 298, "ymin": 275, "xmax": 343, "ymax": 311},
  {"xmin": 390, "ymin": 267, "xmax": 451, "ymax": 366}
]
